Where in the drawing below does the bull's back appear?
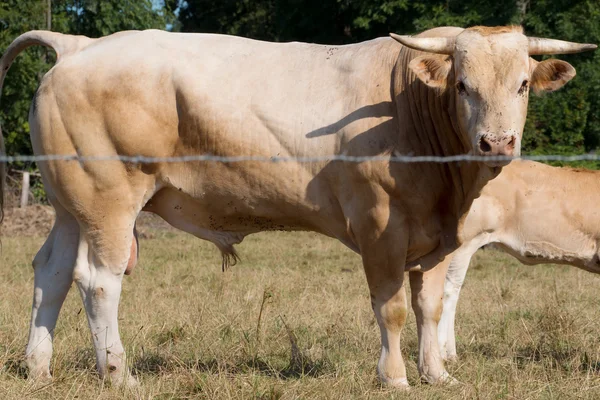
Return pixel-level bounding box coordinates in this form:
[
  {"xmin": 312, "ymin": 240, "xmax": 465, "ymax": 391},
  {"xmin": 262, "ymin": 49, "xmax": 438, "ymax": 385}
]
[
  {"xmin": 33, "ymin": 30, "xmax": 399, "ymax": 237},
  {"xmin": 44, "ymin": 31, "xmax": 397, "ymax": 161}
]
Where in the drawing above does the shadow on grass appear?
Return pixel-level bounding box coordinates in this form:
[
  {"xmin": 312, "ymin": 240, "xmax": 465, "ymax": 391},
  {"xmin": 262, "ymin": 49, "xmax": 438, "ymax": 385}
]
[
  {"xmin": 514, "ymin": 345, "xmax": 600, "ymax": 374},
  {"xmin": 511, "ymin": 306, "xmax": 600, "ymax": 374},
  {"xmin": 132, "ymin": 353, "xmax": 330, "ymax": 379},
  {"xmin": 9, "ymin": 346, "xmax": 325, "ymax": 380},
  {"xmin": 467, "ymin": 342, "xmax": 503, "ymax": 359},
  {"xmin": 132, "ymin": 351, "xmax": 331, "ymax": 379},
  {"xmin": 3, "ymin": 357, "xmax": 28, "ymax": 379},
  {"xmin": 71, "ymin": 348, "xmax": 96, "ymax": 373},
  {"xmin": 134, "ymin": 316, "xmax": 332, "ymax": 379}
]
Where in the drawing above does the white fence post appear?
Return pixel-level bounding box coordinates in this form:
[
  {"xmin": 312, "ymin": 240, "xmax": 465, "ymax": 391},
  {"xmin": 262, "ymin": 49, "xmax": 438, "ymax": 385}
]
[{"xmin": 20, "ymin": 172, "xmax": 30, "ymax": 208}]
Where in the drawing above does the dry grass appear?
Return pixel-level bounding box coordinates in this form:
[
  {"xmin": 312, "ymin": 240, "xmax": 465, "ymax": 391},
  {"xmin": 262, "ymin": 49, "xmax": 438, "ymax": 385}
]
[{"xmin": 2, "ymin": 215, "xmax": 600, "ymax": 399}]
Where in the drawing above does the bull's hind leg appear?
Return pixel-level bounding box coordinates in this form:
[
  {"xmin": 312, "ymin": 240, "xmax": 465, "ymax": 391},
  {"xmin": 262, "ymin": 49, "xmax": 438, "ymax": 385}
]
[
  {"xmin": 25, "ymin": 204, "xmax": 79, "ymax": 380},
  {"xmin": 72, "ymin": 212, "xmax": 138, "ymax": 386}
]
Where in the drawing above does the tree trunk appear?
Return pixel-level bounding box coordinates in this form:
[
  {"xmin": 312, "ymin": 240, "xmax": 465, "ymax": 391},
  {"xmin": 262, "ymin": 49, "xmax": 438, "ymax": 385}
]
[{"xmin": 516, "ymin": 0, "xmax": 530, "ymax": 24}]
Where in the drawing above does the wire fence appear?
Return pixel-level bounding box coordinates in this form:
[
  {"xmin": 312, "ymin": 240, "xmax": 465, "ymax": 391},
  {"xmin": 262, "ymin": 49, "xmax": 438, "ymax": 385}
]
[
  {"xmin": 3, "ymin": 152, "xmax": 599, "ymax": 207},
  {"xmin": 2, "ymin": 153, "xmax": 600, "ymax": 164}
]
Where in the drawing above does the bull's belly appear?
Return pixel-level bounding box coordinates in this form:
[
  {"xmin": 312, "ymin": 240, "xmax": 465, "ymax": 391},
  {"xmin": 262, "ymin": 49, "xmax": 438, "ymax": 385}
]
[
  {"xmin": 142, "ymin": 165, "xmax": 453, "ymax": 264},
  {"xmin": 142, "ymin": 185, "xmax": 352, "ymax": 251}
]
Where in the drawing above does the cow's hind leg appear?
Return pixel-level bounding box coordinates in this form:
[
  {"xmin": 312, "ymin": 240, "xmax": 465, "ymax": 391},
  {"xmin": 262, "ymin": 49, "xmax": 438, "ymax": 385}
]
[
  {"xmin": 25, "ymin": 204, "xmax": 79, "ymax": 380},
  {"xmin": 409, "ymin": 256, "xmax": 456, "ymax": 384},
  {"xmin": 72, "ymin": 213, "xmax": 138, "ymax": 386},
  {"xmin": 438, "ymin": 244, "xmax": 477, "ymax": 362}
]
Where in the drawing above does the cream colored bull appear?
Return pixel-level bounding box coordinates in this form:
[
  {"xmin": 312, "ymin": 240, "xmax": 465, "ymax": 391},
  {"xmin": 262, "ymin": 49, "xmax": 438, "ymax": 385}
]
[
  {"xmin": 438, "ymin": 161, "xmax": 600, "ymax": 361},
  {"xmin": 0, "ymin": 27, "xmax": 595, "ymax": 387}
]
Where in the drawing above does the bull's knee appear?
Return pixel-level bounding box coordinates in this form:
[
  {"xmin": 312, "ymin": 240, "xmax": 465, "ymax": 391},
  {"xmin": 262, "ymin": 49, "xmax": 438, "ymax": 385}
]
[
  {"xmin": 72, "ymin": 260, "xmax": 90, "ymax": 285},
  {"xmin": 415, "ymin": 294, "xmax": 443, "ymax": 322},
  {"xmin": 375, "ymin": 293, "xmax": 408, "ymax": 331},
  {"xmin": 32, "ymin": 256, "xmax": 46, "ymax": 271},
  {"xmin": 32, "ymin": 242, "xmax": 52, "ymax": 271}
]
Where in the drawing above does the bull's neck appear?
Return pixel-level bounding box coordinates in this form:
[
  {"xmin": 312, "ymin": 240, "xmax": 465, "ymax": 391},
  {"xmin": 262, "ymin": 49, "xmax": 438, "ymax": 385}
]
[{"xmin": 391, "ymin": 47, "xmax": 495, "ymax": 216}]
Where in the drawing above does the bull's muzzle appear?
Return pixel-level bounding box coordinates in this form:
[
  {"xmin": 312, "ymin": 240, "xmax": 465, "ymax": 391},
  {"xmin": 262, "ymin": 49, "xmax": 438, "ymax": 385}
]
[{"xmin": 477, "ymin": 134, "xmax": 516, "ymax": 166}]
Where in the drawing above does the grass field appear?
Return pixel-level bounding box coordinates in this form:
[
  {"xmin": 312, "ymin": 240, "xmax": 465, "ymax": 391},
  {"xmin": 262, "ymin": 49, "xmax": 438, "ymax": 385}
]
[{"xmin": 2, "ymin": 218, "xmax": 600, "ymax": 399}]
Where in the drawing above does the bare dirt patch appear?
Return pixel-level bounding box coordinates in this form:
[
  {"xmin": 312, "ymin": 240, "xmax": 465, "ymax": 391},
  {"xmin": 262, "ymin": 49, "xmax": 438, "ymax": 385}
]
[
  {"xmin": 1, "ymin": 206, "xmax": 176, "ymax": 237},
  {"xmin": 1, "ymin": 205, "xmax": 55, "ymax": 237}
]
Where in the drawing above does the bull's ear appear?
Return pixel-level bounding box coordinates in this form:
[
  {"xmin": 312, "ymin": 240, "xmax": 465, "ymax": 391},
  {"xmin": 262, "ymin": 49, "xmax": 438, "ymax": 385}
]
[
  {"xmin": 408, "ymin": 55, "xmax": 452, "ymax": 88},
  {"xmin": 530, "ymin": 59, "xmax": 576, "ymax": 94}
]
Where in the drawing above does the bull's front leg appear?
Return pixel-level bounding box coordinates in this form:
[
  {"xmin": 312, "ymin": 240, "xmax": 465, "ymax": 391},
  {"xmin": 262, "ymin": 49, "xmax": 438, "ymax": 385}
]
[
  {"xmin": 409, "ymin": 256, "xmax": 456, "ymax": 384},
  {"xmin": 354, "ymin": 205, "xmax": 411, "ymax": 388}
]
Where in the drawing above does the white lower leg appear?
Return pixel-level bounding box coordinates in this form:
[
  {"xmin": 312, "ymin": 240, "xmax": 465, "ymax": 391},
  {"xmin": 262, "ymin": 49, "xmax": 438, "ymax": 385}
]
[
  {"xmin": 415, "ymin": 318, "xmax": 452, "ymax": 383},
  {"xmin": 439, "ymin": 248, "xmax": 474, "ymax": 362},
  {"xmin": 73, "ymin": 238, "xmax": 134, "ymax": 385},
  {"xmin": 377, "ymin": 330, "xmax": 409, "ymax": 388},
  {"xmin": 410, "ymin": 268, "xmax": 453, "ymax": 384},
  {"xmin": 25, "ymin": 223, "xmax": 77, "ymax": 379},
  {"xmin": 439, "ymin": 284, "xmax": 461, "ymax": 361},
  {"xmin": 25, "ymin": 270, "xmax": 72, "ymax": 379},
  {"xmin": 371, "ymin": 285, "xmax": 409, "ymax": 388}
]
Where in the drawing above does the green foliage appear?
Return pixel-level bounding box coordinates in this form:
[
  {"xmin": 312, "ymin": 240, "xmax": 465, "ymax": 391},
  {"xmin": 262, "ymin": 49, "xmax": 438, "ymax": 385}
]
[
  {"xmin": 521, "ymin": 0, "xmax": 600, "ymax": 163},
  {"xmin": 2, "ymin": 0, "xmax": 600, "ymax": 175},
  {"xmin": 0, "ymin": 0, "xmax": 55, "ymax": 159},
  {"xmin": 178, "ymin": 0, "xmax": 355, "ymax": 43},
  {"xmin": 64, "ymin": 0, "xmax": 176, "ymax": 37},
  {"xmin": 0, "ymin": 0, "xmax": 173, "ymax": 160},
  {"xmin": 178, "ymin": 0, "xmax": 600, "ymax": 162}
]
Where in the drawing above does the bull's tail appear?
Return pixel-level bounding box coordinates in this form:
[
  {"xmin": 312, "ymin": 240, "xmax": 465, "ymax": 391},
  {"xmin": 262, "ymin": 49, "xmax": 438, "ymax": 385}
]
[{"xmin": 0, "ymin": 30, "xmax": 93, "ymax": 223}]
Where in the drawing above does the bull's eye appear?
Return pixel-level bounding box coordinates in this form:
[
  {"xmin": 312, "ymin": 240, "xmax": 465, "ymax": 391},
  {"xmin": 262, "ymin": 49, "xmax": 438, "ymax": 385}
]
[
  {"xmin": 456, "ymin": 81, "xmax": 467, "ymax": 95},
  {"xmin": 518, "ymin": 79, "xmax": 529, "ymax": 95}
]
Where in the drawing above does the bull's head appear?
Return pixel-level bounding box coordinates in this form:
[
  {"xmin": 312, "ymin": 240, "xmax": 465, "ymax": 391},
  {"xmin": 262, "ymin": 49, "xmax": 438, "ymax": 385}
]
[{"xmin": 391, "ymin": 27, "xmax": 597, "ymax": 167}]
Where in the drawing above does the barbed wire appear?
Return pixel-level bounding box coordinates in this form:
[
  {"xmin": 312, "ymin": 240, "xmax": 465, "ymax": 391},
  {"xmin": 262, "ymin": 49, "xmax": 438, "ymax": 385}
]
[{"xmin": 1, "ymin": 153, "xmax": 600, "ymax": 164}]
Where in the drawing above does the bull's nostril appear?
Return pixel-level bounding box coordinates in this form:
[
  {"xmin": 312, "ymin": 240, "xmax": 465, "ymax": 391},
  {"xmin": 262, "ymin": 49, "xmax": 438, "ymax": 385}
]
[
  {"xmin": 506, "ymin": 136, "xmax": 516, "ymax": 150},
  {"xmin": 479, "ymin": 138, "xmax": 492, "ymax": 153}
]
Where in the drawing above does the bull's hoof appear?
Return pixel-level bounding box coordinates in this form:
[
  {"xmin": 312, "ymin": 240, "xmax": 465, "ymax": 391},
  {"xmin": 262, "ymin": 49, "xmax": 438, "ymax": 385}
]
[
  {"xmin": 442, "ymin": 354, "xmax": 458, "ymax": 363},
  {"xmin": 27, "ymin": 373, "xmax": 53, "ymax": 385},
  {"xmin": 25, "ymin": 362, "xmax": 53, "ymax": 384},
  {"xmin": 421, "ymin": 370, "xmax": 459, "ymax": 385},
  {"xmin": 103, "ymin": 371, "xmax": 139, "ymax": 387},
  {"xmin": 379, "ymin": 375, "xmax": 410, "ymax": 389}
]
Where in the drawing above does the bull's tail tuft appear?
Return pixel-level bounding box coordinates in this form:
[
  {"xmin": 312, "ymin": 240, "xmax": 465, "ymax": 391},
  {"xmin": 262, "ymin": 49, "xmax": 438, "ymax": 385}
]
[
  {"xmin": 0, "ymin": 30, "xmax": 93, "ymax": 226},
  {"xmin": 221, "ymin": 246, "xmax": 240, "ymax": 272}
]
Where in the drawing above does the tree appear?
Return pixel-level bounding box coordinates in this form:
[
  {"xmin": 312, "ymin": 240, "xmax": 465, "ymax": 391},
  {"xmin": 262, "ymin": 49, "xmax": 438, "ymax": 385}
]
[
  {"xmin": 3, "ymin": 0, "xmax": 600, "ymax": 168},
  {"xmin": 0, "ymin": 0, "xmax": 174, "ymax": 158},
  {"xmin": 177, "ymin": 0, "xmax": 600, "ymax": 167}
]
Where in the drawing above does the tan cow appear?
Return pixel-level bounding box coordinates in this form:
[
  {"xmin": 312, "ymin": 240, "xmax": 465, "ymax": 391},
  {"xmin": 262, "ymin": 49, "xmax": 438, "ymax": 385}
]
[
  {"xmin": 0, "ymin": 27, "xmax": 595, "ymax": 387},
  {"xmin": 438, "ymin": 161, "xmax": 600, "ymax": 361}
]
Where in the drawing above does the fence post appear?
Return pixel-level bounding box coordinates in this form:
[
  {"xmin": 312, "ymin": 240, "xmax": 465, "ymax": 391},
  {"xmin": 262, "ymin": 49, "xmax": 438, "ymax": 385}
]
[{"xmin": 20, "ymin": 172, "xmax": 30, "ymax": 208}]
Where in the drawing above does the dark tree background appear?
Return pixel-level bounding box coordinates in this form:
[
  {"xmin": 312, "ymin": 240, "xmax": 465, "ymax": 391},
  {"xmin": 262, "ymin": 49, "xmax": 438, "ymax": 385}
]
[{"xmin": 2, "ymin": 0, "xmax": 600, "ymax": 171}]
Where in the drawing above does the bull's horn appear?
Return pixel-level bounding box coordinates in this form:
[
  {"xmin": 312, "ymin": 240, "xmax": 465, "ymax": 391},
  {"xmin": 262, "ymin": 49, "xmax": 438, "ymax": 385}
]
[
  {"xmin": 528, "ymin": 37, "xmax": 597, "ymax": 55},
  {"xmin": 390, "ymin": 33, "xmax": 455, "ymax": 55}
]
